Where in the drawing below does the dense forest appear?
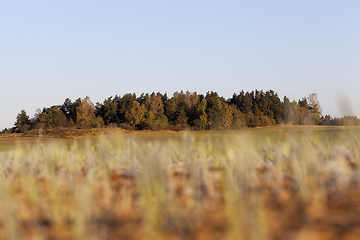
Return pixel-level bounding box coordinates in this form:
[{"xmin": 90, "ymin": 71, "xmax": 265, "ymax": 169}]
[{"xmin": 4, "ymin": 90, "xmax": 360, "ymax": 133}]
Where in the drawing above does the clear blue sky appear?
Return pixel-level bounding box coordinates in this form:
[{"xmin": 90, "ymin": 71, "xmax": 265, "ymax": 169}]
[{"xmin": 1, "ymin": 1, "xmax": 359, "ymax": 130}]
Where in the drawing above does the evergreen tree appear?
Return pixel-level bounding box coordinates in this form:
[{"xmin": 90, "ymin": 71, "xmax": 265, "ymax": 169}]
[
  {"xmin": 143, "ymin": 93, "xmax": 168, "ymax": 130},
  {"xmin": 96, "ymin": 97, "xmax": 117, "ymax": 125},
  {"xmin": 205, "ymin": 91, "xmax": 224, "ymax": 130},
  {"xmin": 61, "ymin": 98, "xmax": 80, "ymax": 126},
  {"xmin": 230, "ymin": 105, "xmax": 245, "ymax": 129},
  {"xmin": 37, "ymin": 106, "xmax": 67, "ymax": 129},
  {"xmin": 117, "ymin": 93, "xmax": 137, "ymax": 124},
  {"xmin": 14, "ymin": 110, "xmax": 30, "ymax": 133}
]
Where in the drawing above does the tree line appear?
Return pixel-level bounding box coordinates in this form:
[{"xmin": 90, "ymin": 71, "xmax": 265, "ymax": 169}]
[{"xmin": 6, "ymin": 90, "xmax": 360, "ymax": 133}]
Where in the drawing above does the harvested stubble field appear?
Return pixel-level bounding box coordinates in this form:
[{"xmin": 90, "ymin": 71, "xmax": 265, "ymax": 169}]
[{"xmin": 1, "ymin": 127, "xmax": 360, "ymax": 239}]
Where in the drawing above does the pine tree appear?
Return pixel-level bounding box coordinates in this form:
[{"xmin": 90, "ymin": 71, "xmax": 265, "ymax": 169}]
[{"xmin": 14, "ymin": 110, "xmax": 30, "ymax": 133}]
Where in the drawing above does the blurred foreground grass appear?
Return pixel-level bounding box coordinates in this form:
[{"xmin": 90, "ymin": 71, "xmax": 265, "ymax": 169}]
[{"xmin": 1, "ymin": 127, "xmax": 360, "ymax": 239}]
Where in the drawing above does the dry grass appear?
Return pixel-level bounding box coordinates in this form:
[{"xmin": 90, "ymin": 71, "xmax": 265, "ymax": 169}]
[
  {"xmin": 0, "ymin": 128, "xmax": 360, "ymax": 239},
  {"xmin": 0, "ymin": 127, "xmax": 185, "ymax": 139}
]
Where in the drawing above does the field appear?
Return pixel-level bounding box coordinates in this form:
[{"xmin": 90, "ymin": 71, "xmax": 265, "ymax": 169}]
[{"xmin": 1, "ymin": 126, "xmax": 360, "ymax": 239}]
